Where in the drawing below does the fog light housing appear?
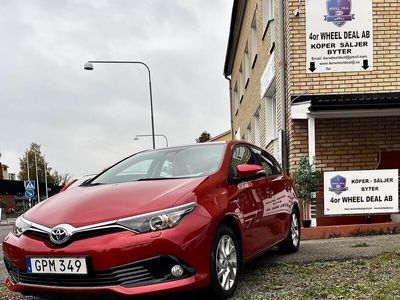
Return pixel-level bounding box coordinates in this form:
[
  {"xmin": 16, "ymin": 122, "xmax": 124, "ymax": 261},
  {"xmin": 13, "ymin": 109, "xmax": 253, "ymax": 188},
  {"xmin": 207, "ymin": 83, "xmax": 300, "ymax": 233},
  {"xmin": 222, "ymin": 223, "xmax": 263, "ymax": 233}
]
[
  {"xmin": 171, "ymin": 264, "xmax": 184, "ymax": 277},
  {"xmin": 4, "ymin": 259, "xmax": 19, "ymax": 284}
]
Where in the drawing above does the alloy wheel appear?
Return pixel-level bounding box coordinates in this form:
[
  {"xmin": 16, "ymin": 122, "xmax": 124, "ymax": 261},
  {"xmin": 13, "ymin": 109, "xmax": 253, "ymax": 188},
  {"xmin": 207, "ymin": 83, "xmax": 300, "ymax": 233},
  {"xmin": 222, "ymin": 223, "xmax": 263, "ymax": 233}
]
[
  {"xmin": 216, "ymin": 234, "xmax": 238, "ymax": 291},
  {"xmin": 291, "ymin": 213, "xmax": 299, "ymax": 247}
]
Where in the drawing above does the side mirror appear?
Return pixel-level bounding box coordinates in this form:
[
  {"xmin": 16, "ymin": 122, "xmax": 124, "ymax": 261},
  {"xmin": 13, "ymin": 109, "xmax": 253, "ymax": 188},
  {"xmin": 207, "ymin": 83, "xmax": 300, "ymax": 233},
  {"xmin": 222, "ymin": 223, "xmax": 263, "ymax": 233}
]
[{"xmin": 236, "ymin": 164, "xmax": 265, "ymax": 178}]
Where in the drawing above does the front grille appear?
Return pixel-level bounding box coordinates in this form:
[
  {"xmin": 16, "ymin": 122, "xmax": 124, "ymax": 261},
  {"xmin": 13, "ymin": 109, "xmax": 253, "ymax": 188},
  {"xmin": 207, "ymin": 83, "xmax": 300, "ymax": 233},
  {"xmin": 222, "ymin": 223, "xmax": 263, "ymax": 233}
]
[
  {"xmin": 25, "ymin": 227, "xmax": 126, "ymax": 247},
  {"xmin": 5, "ymin": 256, "xmax": 195, "ymax": 288}
]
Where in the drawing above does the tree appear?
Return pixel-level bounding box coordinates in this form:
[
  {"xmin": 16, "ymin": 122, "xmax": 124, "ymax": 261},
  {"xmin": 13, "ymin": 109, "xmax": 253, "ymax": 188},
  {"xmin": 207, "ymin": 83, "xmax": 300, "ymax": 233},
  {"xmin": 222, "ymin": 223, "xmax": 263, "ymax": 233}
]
[
  {"xmin": 18, "ymin": 143, "xmax": 71, "ymax": 186},
  {"xmin": 294, "ymin": 156, "xmax": 318, "ymax": 224},
  {"xmin": 196, "ymin": 131, "xmax": 211, "ymax": 143},
  {"xmin": 51, "ymin": 170, "xmax": 72, "ymax": 186}
]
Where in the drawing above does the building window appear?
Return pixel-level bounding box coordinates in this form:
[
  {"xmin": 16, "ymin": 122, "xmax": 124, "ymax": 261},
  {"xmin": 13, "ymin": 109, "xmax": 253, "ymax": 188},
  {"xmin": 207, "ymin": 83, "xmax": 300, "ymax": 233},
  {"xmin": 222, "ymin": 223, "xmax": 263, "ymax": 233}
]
[
  {"xmin": 244, "ymin": 42, "xmax": 250, "ymax": 87},
  {"xmin": 246, "ymin": 124, "xmax": 252, "ymax": 142},
  {"xmin": 235, "ymin": 128, "xmax": 241, "ymax": 140},
  {"xmin": 251, "ymin": 12, "xmax": 257, "ymax": 67},
  {"xmin": 233, "ymin": 82, "xmax": 239, "ymax": 114},
  {"xmin": 262, "ymin": 0, "xmax": 274, "ymax": 33},
  {"xmin": 254, "ymin": 109, "xmax": 261, "ymax": 146},
  {"xmin": 239, "ymin": 63, "xmax": 244, "ymax": 99},
  {"xmin": 265, "ymin": 96, "xmax": 277, "ymax": 143}
]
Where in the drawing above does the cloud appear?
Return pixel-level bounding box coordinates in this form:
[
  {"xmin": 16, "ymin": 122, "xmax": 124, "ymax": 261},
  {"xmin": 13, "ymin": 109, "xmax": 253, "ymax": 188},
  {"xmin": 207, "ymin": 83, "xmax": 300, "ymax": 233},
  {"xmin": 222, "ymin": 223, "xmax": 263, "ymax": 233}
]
[{"xmin": 0, "ymin": 0, "xmax": 232, "ymax": 178}]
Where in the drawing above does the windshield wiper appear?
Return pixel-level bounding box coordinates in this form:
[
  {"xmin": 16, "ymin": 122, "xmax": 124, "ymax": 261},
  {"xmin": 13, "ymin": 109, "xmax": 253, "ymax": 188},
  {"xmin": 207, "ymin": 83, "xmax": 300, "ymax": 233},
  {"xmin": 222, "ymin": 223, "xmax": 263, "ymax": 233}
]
[
  {"xmin": 82, "ymin": 182, "xmax": 104, "ymax": 186},
  {"xmin": 136, "ymin": 177, "xmax": 178, "ymax": 181}
]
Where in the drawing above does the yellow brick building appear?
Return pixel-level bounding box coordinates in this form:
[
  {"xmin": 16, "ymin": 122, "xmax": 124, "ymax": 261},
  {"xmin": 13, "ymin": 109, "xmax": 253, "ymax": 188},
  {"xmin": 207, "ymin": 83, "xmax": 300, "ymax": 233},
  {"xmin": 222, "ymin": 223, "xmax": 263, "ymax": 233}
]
[
  {"xmin": 224, "ymin": 0, "xmax": 400, "ymax": 226},
  {"xmin": 209, "ymin": 130, "xmax": 232, "ymax": 142}
]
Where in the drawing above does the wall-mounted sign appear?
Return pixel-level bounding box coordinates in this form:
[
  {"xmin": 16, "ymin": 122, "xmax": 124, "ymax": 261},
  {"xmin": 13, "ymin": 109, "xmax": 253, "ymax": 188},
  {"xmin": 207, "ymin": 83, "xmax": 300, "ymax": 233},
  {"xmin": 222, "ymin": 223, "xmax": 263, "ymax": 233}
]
[
  {"xmin": 306, "ymin": 0, "xmax": 373, "ymax": 73},
  {"xmin": 324, "ymin": 169, "xmax": 399, "ymax": 215}
]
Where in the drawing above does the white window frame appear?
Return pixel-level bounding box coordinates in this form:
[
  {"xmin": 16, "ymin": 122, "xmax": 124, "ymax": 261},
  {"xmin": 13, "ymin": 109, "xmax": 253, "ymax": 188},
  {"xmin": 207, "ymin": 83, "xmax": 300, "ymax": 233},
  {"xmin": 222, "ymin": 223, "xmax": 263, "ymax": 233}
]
[
  {"xmin": 244, "ymin": 42, "xmax": 250, "ymax": 86},
  {"xmin": 239, "ymin": 63, "xmax": 244, "ymax": 98},
  {"xmin": 233, "ymin": 82, "xmax": 239, "ymax": 114},
  {"xmin": 265, "ymin": 95, "xmax": 277, "ymax": 143},
  {"xmin": 246, "ymin": 124, "xmax": 251, "ymax": 142},
  {"xmin": 236, "ymin": 128, "xmax": 241, "ymax": 140},
  {"xmin": 262, "ymin": 0, "xmax": 274, "ymax": 33},
  {"xmin": 251, "ymin": 12, "xmax": 257, "ymax": 65},
  {"xmin": 254, "ymin": 109, "xmax": 261, "ymax": 146}
]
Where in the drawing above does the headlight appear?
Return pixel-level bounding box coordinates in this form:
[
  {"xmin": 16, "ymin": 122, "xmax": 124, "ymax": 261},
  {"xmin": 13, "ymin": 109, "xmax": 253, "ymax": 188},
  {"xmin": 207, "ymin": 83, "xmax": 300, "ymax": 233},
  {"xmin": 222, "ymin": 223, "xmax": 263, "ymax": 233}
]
[
  {"xmin": 13, "ymin": 216, "xmax": 31, "ymax": 237},
  {"xmin": 116, "ymin": 202, "xmax": 196, "ymax": 233}
]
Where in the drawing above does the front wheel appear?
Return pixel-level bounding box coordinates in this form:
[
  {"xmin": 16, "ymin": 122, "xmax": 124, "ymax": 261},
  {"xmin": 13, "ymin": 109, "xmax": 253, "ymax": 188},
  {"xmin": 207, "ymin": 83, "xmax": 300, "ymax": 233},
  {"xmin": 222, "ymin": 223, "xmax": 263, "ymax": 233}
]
[
  {"xmin": 278, "ymin": 209, "xmax": 301, "ymax": 253},
  {"xmin": 210, "ymin": 225, "xmax": 241, "ymax": 298}
]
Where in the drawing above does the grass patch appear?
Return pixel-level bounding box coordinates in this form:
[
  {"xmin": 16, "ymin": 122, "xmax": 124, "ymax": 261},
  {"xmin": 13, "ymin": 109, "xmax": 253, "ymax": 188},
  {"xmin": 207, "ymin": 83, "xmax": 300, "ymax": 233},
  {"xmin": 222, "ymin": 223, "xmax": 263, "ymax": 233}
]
[
  {"xmin": 352, "ymin": 242, "xmax": 369, "ymax": 248},
  {"xmin": 234, "ymin": 249, "xmax": 400, "ymax": 300},
  {"xmin": 350, "ymin": 226, "xmax": 400, "ymax": 237}
]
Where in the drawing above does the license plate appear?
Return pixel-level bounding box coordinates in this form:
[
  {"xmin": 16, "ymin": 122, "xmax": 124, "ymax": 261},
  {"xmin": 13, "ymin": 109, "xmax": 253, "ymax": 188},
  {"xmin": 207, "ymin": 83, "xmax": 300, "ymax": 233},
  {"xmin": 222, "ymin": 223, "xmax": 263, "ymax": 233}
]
[{"xmin": 26, "ymin": 257, "xmax": 88, "ymax": 274}]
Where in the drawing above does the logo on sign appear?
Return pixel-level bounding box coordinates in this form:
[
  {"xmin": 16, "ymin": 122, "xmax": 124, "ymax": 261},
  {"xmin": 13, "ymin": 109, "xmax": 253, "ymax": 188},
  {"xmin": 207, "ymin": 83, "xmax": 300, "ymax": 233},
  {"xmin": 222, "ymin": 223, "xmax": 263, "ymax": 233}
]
[
  {"xmin": 325, "ymin": 0, "xmax": 354, "ymax": 27},
  {"xmin": 329, "ymin": 175, "xmax": 348, "ymax": 195}
]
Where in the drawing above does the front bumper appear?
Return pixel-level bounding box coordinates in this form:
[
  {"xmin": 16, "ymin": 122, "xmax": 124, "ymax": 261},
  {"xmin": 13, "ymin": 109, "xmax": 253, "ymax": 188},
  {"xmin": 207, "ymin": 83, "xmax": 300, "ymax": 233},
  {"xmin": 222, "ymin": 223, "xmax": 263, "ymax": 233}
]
[{"xmin": 3, "ymin": 212, "xmax": 212, "ymax": 296}]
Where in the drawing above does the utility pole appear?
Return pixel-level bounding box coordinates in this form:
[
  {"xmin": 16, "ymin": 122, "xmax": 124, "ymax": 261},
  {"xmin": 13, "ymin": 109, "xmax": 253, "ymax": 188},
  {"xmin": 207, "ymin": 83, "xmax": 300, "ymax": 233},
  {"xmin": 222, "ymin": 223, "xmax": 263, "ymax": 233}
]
[
  {"xmin": 44, "ymin": 163, "xmax": 49, "ymax": 199},
  {"xmin": 27, "ymin": 151, "xmax": 31, "ymax": 210},
  {"xmin": 27, "ymin": 152, "xmax": 30, "ymax": 180},
  {"xmin": 34, "ymin": 151, "xmax": 40, "ymax": 203}
]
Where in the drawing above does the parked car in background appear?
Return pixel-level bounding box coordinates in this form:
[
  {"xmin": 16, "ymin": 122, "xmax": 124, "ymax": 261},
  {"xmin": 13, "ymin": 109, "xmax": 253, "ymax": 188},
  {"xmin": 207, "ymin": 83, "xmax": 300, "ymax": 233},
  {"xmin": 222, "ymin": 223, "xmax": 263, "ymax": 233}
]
[{"xmin": 3, "ymin": 141, "xmax": 300, "ymax": 298}]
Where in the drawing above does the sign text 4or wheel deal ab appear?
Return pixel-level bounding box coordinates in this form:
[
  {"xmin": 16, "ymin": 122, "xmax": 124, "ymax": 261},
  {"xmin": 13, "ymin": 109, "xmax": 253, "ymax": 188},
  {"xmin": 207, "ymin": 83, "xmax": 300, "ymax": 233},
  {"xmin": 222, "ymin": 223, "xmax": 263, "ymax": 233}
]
[{"xmin": 306, "ymin": 0, "xmax": 373, "ymax": 73}]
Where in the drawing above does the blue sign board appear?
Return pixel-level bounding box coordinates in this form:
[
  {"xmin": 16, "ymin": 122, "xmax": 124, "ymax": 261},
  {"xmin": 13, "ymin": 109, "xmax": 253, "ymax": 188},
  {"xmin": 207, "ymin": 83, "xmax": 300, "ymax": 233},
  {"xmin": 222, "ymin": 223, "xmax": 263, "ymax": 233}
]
[
  {"xmin": 24, "ymin": 180, "xmax": 36, "ymax": 190},
  {"xmin": 25, "ymin": 189, "xmax": 35, "ymax": 198}
]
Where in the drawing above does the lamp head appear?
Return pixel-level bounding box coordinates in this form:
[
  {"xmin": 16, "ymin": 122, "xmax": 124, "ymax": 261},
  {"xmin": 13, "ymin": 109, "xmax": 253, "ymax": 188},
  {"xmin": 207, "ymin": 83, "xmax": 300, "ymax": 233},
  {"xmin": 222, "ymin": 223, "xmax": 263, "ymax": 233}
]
[{"xmin": 84, "ymin": 62, "xmax": 94, "ymax": 70}]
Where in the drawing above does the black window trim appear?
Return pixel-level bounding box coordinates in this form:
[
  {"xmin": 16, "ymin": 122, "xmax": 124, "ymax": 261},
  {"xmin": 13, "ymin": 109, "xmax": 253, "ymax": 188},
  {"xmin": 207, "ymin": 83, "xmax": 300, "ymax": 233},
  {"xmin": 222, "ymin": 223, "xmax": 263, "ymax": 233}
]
[
  {"xmin": 228, "ymin": 143, "xmax": 261, "ymax": 185},
  {"xmin": 250, "ymin": 145, "xmax": 283, "ymax": 177}
]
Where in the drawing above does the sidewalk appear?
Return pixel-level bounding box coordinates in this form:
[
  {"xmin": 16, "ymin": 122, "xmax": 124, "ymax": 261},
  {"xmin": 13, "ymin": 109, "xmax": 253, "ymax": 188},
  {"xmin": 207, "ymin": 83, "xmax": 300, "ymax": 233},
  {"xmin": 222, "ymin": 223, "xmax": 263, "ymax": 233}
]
[{"xmin": 0, "ymin": 218, "xmax": 16, "ymax": 226}]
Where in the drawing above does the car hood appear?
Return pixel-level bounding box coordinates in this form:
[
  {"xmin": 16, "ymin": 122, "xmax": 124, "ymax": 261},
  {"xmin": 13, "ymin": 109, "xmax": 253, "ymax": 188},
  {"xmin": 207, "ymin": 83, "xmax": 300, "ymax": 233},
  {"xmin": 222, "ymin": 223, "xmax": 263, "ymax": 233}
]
[{"xmin": 24, "ymin": 177, "xmax": 205, "ymax": 228}]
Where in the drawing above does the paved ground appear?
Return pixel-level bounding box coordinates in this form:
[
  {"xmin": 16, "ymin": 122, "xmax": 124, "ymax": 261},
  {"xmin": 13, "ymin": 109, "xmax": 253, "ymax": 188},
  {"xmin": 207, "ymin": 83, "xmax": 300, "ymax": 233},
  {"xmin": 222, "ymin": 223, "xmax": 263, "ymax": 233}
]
[
  {"xmin": 1, "ymin": 225, "xmax": 400, "ymax": 299},
  {"xmin": 248, "ymin": 233, "xmax": 400, "ymax": 268}
]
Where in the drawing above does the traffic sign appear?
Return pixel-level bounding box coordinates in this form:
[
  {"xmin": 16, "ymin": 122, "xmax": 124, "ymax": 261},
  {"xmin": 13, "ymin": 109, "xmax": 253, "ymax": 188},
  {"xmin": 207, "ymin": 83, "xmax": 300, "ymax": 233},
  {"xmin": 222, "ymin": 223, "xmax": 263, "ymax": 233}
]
[
  {"xmin": 24, "ymin": 180, "xmax": 36, "ymax": 190},
  {"xmin": 25, "ymin": 189, "xmax": 35, "ymax": 198}
]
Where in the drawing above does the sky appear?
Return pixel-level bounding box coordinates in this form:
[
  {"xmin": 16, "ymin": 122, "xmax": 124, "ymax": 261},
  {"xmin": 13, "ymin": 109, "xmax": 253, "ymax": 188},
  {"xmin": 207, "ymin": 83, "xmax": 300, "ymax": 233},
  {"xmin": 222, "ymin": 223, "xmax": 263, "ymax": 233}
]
[{"xmin": 0, "ymin": 0, "xmax": 233, "ymax": 178}]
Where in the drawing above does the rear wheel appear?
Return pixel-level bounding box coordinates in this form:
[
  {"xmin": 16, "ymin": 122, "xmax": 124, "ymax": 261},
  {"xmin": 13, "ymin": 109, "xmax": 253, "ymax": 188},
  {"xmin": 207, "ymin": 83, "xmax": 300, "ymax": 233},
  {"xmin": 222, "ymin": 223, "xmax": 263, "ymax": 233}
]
[
  {"xmin": 278, "ymin": 209, "xmax": 300, "ymax": 253},
  {"xmin": 210, "ymin": 225, "xmax": 241, "ymax": 298}
]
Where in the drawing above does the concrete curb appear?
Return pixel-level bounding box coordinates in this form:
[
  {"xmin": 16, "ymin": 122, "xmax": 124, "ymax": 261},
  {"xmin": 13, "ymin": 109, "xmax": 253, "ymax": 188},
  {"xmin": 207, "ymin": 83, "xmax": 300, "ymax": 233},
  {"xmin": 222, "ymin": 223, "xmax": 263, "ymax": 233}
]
[{"xmin": 301, "ymin": 222, "xmax": 400, "ymax": 240}]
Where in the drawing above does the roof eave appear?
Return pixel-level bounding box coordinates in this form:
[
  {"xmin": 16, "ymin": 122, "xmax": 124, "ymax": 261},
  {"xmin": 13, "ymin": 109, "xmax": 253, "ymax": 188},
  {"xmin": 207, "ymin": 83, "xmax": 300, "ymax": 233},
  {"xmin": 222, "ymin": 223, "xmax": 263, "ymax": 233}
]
[{"xmin": 223, "ymin": 0, "xmax": 246, "ymax": 77}]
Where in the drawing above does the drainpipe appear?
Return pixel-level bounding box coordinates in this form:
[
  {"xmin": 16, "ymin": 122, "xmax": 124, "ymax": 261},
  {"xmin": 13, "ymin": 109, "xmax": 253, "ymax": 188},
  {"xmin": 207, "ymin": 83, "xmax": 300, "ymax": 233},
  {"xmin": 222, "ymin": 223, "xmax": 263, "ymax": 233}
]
[
  {"xmin": 278, "ymin": 0, "xmax": 288, "ymax": 173},
  {"xmin": 224, "ymin": 75, "xmax": 235, "ymax": 140}
]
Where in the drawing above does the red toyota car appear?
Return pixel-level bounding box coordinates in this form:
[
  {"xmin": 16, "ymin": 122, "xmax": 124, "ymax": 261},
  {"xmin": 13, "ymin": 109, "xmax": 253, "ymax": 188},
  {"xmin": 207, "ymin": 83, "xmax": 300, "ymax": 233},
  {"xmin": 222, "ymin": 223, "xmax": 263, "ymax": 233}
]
[{"xmin": 3, "ymin": 141, "xmax": 300, "ymax": 298}]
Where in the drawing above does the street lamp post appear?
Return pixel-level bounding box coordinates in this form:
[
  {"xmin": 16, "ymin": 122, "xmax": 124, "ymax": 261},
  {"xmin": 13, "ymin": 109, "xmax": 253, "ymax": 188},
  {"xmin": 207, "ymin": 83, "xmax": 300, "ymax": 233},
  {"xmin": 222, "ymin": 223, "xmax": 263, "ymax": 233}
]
[
  {"xmin": 84, "ymin": 60, "xmax": 156, "ymax": 149},
  {"xmin": 134, "ymin": 134, "xmax": 169, "ymax": 147}
]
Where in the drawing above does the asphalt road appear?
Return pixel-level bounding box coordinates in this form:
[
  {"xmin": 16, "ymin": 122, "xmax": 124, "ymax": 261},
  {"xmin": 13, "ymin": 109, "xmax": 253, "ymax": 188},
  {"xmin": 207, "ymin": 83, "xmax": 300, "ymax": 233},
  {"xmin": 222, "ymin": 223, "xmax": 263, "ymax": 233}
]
[{"xmin": 1, "ymin": 225, "xmax": 400, "ymax": 299}]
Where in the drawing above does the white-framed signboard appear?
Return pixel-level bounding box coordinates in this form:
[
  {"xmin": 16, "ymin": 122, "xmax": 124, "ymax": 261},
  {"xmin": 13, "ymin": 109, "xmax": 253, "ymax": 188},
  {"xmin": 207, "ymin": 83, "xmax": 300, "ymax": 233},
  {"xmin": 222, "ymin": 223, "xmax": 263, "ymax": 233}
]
[
  {"xmin": 324, "ymin": 169, "xmax": 399, "ymax": 215},
  {"xmin": 306, "ymin": 0, "xmax": 373, "ymax": 73}
]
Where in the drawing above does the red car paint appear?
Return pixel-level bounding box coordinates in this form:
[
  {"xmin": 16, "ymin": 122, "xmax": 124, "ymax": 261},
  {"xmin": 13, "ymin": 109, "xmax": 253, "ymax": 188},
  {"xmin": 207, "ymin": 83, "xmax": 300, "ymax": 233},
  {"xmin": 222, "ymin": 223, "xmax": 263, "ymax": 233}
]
[{"xmin": 3, "ymin": 141, "xmax": 299, "ymax": 297}]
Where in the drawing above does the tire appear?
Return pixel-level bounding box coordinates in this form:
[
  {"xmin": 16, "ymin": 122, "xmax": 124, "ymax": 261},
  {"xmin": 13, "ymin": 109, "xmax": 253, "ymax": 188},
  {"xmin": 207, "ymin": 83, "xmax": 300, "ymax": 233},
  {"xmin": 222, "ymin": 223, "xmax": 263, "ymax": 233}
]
[
  {"xmin": 209, "ymin": 224, "xmax": 241, "ymax": 298},
  {"xmin": 278, "ymin": 209, "xmax": 301, "ymax": 254}
]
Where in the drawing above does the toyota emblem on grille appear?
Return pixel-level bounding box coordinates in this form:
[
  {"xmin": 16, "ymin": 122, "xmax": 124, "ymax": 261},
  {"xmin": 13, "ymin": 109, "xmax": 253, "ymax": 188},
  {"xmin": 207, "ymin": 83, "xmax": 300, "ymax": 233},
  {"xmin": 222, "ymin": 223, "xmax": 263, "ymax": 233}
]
[{"xmin": 50, "ymin": 225, "xmax": 72, "ymax": 245}]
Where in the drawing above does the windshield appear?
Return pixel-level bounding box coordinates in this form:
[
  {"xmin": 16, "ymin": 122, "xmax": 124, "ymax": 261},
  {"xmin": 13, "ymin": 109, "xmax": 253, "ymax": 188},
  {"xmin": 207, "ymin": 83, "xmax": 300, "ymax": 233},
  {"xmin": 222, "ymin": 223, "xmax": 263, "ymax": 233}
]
[{"xmin": 90, "ymin": 144, "xmax": 226, "ymax": 184}]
